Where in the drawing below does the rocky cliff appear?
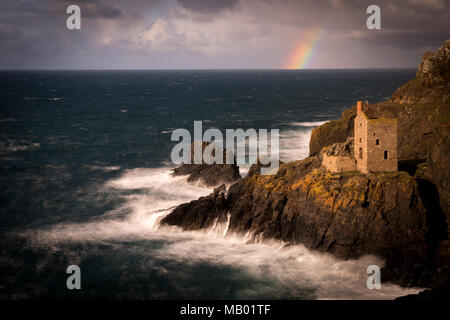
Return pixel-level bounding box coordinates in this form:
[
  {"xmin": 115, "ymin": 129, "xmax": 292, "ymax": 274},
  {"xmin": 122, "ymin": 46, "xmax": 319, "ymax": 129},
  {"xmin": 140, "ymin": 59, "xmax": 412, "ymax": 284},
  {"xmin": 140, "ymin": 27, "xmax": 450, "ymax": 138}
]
[
  {"xmin": 310, "ymin": 40, "xmax": 450, "ymax": 161},
  {"xmin": 163, "ymin": 154, "xmax": 440, "ymax": 286},
  {"xmin": 309, "ymin": 41, "xmax": 450, "ymax": 285},
  {"xmin": 308, "ymin": 42, "xmax": 450, "ymax": 285},
  {"xmin": 162, "ymin": 40, "xmax": 450, "ymax": 290}
]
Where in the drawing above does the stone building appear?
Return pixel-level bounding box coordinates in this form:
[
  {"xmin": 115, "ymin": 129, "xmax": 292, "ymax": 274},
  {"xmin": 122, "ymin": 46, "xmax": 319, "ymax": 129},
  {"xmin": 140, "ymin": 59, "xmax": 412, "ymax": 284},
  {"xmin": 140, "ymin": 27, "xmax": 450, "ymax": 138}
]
[
  {"xmin": 322, "ymin": 101, "xmax": 398, "ymax": 173},
  {"xmin": 354, "ymin": 101, "xmax": 398, "ymax": 173},
  {"xmin": 321, "ymin": 137, "xmax": 356, "ymax": 172}
]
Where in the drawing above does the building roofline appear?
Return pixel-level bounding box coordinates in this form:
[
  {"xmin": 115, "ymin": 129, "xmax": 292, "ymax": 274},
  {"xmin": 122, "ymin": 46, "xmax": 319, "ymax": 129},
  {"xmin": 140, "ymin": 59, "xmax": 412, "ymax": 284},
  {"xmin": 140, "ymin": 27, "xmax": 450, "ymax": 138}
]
[
  {"xmin": 367, "ymin": 117, "xmax": 397, "ymax": 124},
  {"xmin": 356, "ymin": 110, "xmax": 369, "ymax": 120}
]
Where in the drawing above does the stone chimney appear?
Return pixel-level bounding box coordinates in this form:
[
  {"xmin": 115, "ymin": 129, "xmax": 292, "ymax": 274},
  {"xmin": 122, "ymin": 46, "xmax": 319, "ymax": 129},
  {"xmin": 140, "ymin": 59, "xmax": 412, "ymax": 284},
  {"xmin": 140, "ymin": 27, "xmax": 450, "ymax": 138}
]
[{"xmin": 357, "ymin": 101, "xmax": 363, "ymax": 114}]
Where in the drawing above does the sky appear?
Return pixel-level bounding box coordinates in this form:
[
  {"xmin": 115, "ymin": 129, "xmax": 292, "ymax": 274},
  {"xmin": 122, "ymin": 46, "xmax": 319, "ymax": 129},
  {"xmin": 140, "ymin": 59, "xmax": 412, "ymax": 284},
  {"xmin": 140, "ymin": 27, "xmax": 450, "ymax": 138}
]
[{"xmin": 0, "ymin": 0, "xmax": 449, "ymax": 69}]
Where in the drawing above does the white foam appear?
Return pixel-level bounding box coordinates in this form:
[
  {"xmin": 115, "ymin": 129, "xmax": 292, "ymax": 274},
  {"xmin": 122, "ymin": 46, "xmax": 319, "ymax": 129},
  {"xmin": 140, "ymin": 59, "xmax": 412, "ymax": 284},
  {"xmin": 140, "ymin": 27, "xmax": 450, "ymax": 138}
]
[
  {"xmin": 30, "ymin": 210, "xmax": 421, "ymax": 299},
  {"xmin": 149, "ymin": 232, "xmax": 422, "ymax": 300},
  {"xmin": 239, "ymin": 165, "xmax": 250, "ymax": 178},
  {"xmin": 0, "ymin": 141, "xmax": 40, "ymax": 152},
  {"xmin": 24, "ymin": 134, "xmax": 422, "ymax": 299},
  {"xmin": 84, "ymin": 165, "xmax": 121, "ymax": 172},
  {"xmin": 28, "ymin": 168, "xmax": 212, "ymax": 243},
  {"xmin": 279, "ymin": 121, "xmax": 329, "ymax": 162},
  {"xmin": 290, "ymin": 121, "xmax": 328, "ymax": 127}
]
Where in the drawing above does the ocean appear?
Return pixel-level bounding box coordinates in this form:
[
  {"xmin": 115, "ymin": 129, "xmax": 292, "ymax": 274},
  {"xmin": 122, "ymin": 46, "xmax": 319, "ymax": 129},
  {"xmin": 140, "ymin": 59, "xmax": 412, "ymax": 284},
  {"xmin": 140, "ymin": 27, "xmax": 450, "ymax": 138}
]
[{"xmin": 0, "ymin": 69, "xmax": 422, "ymax": 299}]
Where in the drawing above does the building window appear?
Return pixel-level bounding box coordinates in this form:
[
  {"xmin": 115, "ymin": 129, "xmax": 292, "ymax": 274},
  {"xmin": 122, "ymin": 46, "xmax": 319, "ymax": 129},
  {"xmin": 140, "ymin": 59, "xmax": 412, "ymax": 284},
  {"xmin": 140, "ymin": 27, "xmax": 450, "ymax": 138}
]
[
  {"xmin": 384, "ymin": 150, "xmax": 388, "ymax": 159},
  {"xmin": 359, "ymin": 147, "xmax": 363, "ymax": 159},
  {"xmin": 376, "ymin": 139, "xmax": 379, "ymax": 145},
  {"xmin": 360, "ymin": 138, "xmax": 362, "ymax": 142}
]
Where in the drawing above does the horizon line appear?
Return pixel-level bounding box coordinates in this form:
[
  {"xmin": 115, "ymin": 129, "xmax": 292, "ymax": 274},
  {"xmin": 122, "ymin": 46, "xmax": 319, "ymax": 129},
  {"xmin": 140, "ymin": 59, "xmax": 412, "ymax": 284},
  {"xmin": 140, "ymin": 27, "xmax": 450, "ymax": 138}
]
[{"xmin": 0, "ymin": 67, "xmax": 417, "ymax": 71}]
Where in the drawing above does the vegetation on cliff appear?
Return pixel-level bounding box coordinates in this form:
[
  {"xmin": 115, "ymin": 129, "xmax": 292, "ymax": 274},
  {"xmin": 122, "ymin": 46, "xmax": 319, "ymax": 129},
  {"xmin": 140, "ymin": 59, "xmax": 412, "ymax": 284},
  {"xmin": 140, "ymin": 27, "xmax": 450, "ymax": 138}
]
[
  {"xmin": 162, "ymin": 40, "xmax": 450, "ymax": 290},
  {"xmin": 310, "ymin": 40, "xmax": 449, "ymax": 161},
  {"xmin": 163, "ymin": 156, "xmax": 437, "ymax": 286},
  {"xmin": 308, "ymin": 41, "xmax": 450, "ymax": 288}
]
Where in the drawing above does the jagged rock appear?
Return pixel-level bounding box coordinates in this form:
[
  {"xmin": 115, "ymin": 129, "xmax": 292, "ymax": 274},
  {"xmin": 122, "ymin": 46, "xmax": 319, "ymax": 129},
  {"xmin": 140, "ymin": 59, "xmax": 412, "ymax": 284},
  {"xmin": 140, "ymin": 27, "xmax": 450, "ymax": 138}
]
[
  {"xmin": 425, "ymin": 124, "xmax": 450, "ymax": 221},
  {"xmin": 171, "ymin": 142, "xmax": 241, "ymax": 187},
  {"xmin": 310, "ymin": 40, "xmax": 450, "ymax": 161},
  {"xmin": 309, "ymin": 107, "xmax": 356, "ymax": 156},
  {"xmin": 307, "ymin": 42, "xmax": 450, "ymax": 273},
  {"xmin": 324, "ymin": 137, "xmax": 354, "ymax": 157},
  {"xmin": 247, "ymin": 158, "xmax": 285, "ymax": 178},
  {"xmin": 309, "ymin": 40, "xmax": 450, "ymax": 288},
  {"xmin": 161, "ymin": 187, "xmax": 229, "ymax": 231},
  {"xmin": 395, "ymin": 280, "xmax": 450, "ymax": 301},
  {"xmin": 213, "ymin": 183, "xmax": 226, "ymax": 195},
  {"xmin": 162, "ymin": 39, "xmax": 450, "ymax": 290},
  {"xmin": 392, "ymin": 40, "xmax": 449, "ymax": 104},
  {"xmin": 163, "ymin": 156, "xmax": 438, "ymax": 286}
]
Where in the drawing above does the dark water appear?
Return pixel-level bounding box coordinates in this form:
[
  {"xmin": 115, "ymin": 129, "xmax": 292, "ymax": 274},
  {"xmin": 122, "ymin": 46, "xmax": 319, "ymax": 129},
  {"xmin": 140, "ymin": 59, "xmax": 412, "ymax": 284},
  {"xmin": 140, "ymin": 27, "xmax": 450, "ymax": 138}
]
[{"xmin": 0, "ymin": 69, "xmax": 419, "ymax": 299}]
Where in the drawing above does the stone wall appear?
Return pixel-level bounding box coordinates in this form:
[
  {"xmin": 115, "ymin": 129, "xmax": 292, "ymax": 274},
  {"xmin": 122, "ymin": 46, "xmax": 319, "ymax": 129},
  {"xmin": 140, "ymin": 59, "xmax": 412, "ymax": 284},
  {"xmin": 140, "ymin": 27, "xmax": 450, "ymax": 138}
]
[
  {"xmin": 354, "ymin": 110, "xmax": 369, "ymax": 173},
  {"xmin": 323, "ymin": 101, "xmax": 398, "ymax": 174},
  {"xmin": 366, "ymin": 118, "xmax": 398, "ymax": 172},
  {"xmin": 322, "ymin": 154, "xmax": 356, "ymax": 172},
  {"xmin": 354, "ymin": 104, "xmax": 398, "ymax": 173}
]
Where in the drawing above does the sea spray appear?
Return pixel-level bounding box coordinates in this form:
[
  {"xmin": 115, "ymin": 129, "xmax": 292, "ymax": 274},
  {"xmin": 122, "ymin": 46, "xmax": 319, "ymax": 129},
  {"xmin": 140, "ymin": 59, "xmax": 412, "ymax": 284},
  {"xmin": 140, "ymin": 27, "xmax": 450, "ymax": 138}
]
[
  {"xmin": 24, "ymin": 166, "xmax": 422, "ymax": 299},
  {"xmin": 1, "ymin": 69, "xmax": 418, "ymax": 299},
  {"xmin": 279, "ymin": 121, "xmax": 328, "ymax": 162}
]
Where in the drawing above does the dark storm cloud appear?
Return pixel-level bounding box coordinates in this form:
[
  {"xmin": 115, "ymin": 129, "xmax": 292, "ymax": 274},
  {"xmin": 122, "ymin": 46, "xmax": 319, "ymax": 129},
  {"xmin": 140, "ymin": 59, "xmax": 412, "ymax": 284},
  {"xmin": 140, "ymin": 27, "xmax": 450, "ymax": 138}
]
[
  {"xmin": 0, "ymin": 0, "xmax": 448, "ymax": 68},
  {"xmin": 83, "ymin": 5, "xmax": 123, "ymax": 19},
  {"xmin": 52, "ymin": 0, "xmax": 123, "ymax": 19},
  {"xmin": 177, "ymin": 0, "xmax": 239, "ymax": 14},
  {"xmin": 255, "ymin": 0, "xmax": 449, "ymax": 49},
  {"xmin": 356, "ymin": 0, "xmax": 449, "ymax": 45}
]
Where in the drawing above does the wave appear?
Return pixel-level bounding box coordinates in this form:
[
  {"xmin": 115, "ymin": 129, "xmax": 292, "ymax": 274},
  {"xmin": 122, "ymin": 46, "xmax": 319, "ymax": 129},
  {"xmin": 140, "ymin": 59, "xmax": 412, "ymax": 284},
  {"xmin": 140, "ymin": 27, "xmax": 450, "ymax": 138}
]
[
  {"xmin": 25, "ymin": 166, "xmax": 422, "ymax": 300},
  {"xmin": 23, "ymin": 97, "xmax": 63, "ymax": 101},
  {"xmin": 26, "ymin": 167, "xmax": 211, "ymax": 243},
  {"xmin": 279, "ymin": 121, "xmax": 328, "ymax": 162},
  {"xmin": 290, "ymin": 121, "xmax": 328, "ymax": 127},
  {"xmin": 0, "ymin": 140, "xmax": 40, "ymax": 152},
  {"xmin": 83, "ymin": 165, "xmax": 121, "ymax": 172}
]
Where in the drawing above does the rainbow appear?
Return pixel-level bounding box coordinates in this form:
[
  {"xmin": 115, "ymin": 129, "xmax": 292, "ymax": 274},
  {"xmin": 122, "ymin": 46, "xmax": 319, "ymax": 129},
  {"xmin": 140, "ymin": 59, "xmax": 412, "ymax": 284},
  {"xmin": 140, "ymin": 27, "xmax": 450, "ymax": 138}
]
[{"xmin": 285, "ymin": 28, "xmax": 324, "ymax": 69}]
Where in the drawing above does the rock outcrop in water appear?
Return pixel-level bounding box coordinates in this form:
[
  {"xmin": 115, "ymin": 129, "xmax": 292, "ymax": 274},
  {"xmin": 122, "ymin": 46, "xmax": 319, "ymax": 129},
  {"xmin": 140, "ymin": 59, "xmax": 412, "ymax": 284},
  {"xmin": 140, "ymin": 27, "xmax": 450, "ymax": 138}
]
[
  {"xmin": 163, "ymin": 155, "xmax": 434, "ymax": 285},
  {"xmin": 171, "ymin": 142, "xmax": 241, "ymax": 187},
  {"xmin": 162, "ymin": 40, "xmax": 450, "ymax": 291}
]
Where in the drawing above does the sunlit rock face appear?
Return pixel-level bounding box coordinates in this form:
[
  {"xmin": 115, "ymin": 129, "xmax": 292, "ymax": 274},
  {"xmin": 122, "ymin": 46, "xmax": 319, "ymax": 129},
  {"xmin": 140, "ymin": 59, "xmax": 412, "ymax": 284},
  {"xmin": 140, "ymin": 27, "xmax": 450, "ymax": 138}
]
[
  {"xmin": 310, "ymin": 39, "xmax": 449, "ymax": 161},
  {"xmin": 163, "ymin": 40, "xmax": 450, "ymax": 290},
  {"xmin": 392, "ymin": 39, "xmax": 450, "ymax": 105},
  {"xmin": 163, "ymin": 155, "xmax": 435, "ymax": 286}
]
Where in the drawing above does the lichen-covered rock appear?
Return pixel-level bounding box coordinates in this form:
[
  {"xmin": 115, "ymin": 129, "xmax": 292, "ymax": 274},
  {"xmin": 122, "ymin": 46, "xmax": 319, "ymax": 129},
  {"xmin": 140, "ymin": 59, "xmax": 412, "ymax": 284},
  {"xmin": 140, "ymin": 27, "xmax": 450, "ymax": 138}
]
[
  {"xmin": 324, "ymin": 137, "xmax": 354, "ymax": 157},
  {"xmin": 392, "ymin": 40, "xmax": 450, "ymax": 104},
  {"xmin": 307, "ymin": 41, "xmax": 450, "ymax": 259},
  {"xmin": 162, "ymin": 40, "xmax": 450, "ymax": 290},
  {"xmin": 162, "ymin": 156, "xmax": 439, "ymax": 286},
  {"xmin": 309, "ymin": 107, "xmax": 356, "ymax": 156},
  {"xmin": 392, "ymin": 39, "xmax": 450, "ymax": 104},
  {"xmin": 310, "ymin": 39, "xmax": 450, "ymax": 161}
]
